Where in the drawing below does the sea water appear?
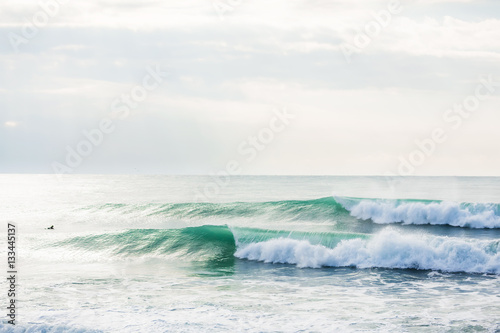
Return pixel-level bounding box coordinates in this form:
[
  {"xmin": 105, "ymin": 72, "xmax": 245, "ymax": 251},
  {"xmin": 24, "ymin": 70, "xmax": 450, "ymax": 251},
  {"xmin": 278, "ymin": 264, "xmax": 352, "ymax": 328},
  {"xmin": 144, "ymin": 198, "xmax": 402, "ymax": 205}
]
[{"xmin": 0, "ymin": 175, "xmax": 499, "ymax": 332}]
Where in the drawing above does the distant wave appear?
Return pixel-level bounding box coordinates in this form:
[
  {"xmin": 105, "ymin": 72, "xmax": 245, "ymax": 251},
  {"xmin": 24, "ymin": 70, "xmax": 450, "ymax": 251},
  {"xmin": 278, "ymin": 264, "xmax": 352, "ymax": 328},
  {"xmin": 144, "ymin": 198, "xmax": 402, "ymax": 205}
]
[
  {"xmin": 83, "ymin": 197, "xmax": 348, "ymax": 221},
  {"xmin": 336, "ymin": 197, "xmax": 500, "ymax": 229},
  {"xmin": 45, "ymin": 226, "xmax": 500, "ymax": 274},
  {"xmin": 83, "ymin": 196, "xmax": 500, "ymax": 229}
]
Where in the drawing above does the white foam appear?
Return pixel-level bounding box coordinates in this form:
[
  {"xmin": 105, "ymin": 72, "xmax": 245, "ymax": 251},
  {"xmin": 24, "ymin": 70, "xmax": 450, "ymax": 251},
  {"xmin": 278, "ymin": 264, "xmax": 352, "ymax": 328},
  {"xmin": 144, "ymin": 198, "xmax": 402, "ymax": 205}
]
[
  {"xmin": 234, "ymin": 229, "xmax": 500, "ymax": 274},
  {"xmin": 336, "ymin": 197, "xmax": 500, "ymax": 228}
]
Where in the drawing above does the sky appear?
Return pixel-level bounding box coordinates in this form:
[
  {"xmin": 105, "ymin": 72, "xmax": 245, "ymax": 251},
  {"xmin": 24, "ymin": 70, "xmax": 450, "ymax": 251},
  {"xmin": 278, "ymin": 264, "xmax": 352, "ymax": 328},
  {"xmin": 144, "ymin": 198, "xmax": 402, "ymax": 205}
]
[{"xmin": 1, "ymin": 0, "xmax": 499, "ymax": 176}]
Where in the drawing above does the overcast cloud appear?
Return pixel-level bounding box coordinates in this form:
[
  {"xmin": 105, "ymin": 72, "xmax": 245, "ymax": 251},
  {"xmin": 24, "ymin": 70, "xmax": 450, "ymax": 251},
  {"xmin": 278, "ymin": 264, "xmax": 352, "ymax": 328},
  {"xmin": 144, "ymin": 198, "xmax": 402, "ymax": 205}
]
[{"xmin": 1, "ymin": 0, "xmax": 499, "ymax": 175}]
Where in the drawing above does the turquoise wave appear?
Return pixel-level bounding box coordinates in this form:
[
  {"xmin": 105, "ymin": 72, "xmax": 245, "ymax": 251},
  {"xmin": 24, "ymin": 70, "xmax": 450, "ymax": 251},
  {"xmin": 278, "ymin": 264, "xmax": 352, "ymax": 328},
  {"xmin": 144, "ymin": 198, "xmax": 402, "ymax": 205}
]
[
  {"xmin": 86, "ymin": 197, "xmax": 349, "ymax": 221},
  {"xmin": 55, "ymin": 225, "xmax": 237, "ymax": 263},
  {"xmin": 49, "ymin": 225, "xmax": 500, "ymax": 274}
]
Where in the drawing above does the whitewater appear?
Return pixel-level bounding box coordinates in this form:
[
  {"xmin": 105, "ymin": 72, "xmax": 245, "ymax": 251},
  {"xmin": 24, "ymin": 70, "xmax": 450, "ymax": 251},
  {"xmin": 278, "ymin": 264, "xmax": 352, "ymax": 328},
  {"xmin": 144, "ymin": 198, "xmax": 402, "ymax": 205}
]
[{"xmin": 1, "ymin": 175, "xmax": 499, "ymax": 332}]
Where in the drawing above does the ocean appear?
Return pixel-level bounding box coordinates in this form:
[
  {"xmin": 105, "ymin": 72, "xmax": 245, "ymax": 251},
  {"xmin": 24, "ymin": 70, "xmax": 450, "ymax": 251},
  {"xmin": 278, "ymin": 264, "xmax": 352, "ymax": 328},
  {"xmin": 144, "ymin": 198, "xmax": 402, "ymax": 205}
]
[{"xmin": 1, "ymin": 175, "xmax": 499, "ymax": 332}]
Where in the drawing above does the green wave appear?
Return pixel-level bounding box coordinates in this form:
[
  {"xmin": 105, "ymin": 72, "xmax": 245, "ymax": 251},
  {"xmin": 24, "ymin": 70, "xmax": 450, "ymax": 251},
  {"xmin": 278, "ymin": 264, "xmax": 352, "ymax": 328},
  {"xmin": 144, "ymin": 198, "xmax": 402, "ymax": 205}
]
[
  {"xmin": 86, "ymin": 197, "xmax": 349, "ymax": 221},
  {"xmin": 53, "ymin": 225, "xmax": 369, "ymax": 261}
]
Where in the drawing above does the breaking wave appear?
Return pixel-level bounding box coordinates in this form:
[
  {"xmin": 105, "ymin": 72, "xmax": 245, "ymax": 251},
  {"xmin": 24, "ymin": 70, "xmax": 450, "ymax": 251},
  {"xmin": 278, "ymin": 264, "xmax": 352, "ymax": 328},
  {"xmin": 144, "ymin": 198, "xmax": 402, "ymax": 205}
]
[
  {"xmin": 43, "ymin": 226, "xmax": 500, "ymax": 274},
  {"xmin": 336, "ymin": 197, "xmax": 500, "ymax": 229},
  {"xmin": 234, "ymin": 228, "xmax": 500, "ymax": 274}
]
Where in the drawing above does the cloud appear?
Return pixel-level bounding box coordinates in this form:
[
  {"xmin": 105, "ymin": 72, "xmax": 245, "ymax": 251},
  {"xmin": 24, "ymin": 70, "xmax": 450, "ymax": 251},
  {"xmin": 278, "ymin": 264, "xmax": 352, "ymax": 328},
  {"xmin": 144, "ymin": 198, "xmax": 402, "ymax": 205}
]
[
  {"xmin": 0, "ymin": 0, "xmax": 499, "ymax": 175},
  {"xmin": 4, "ymin": 121, "xmax": 19, "ymax": 128},
  {"xmin": 361, "ymin": 16, "xmax": 500, "ymax": 59}
]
